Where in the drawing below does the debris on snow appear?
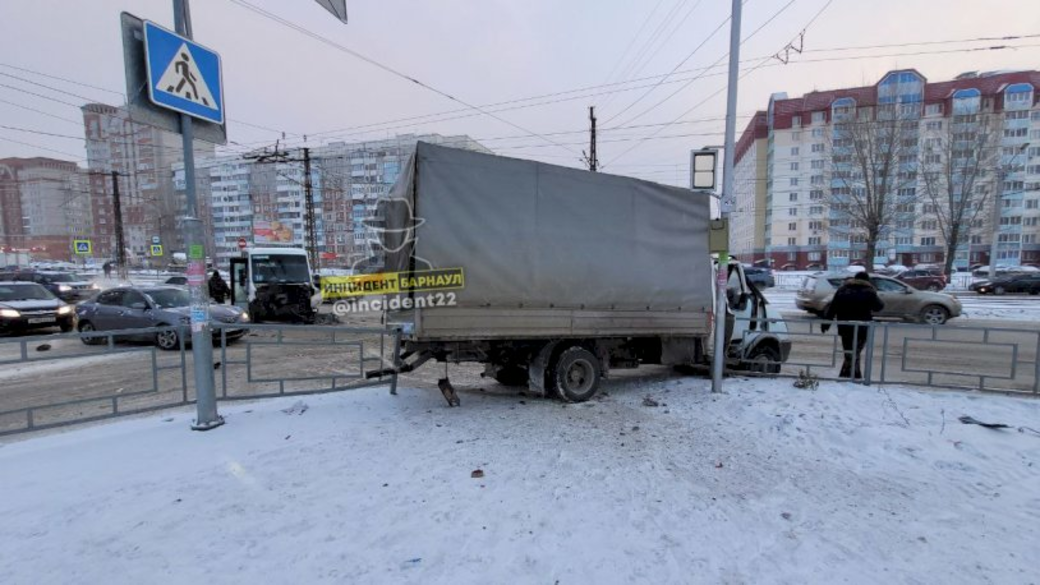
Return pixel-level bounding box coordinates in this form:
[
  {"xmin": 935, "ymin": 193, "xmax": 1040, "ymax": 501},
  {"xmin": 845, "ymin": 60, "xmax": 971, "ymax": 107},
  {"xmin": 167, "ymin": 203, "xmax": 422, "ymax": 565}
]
[
  {"xmin": 642, "ymin": 396, "xmax": 659, "ymax": 407},
  {"xmin": 471, "ymin": 469, "xmax": 484, "ymax": 479},
  {"xmin": 281, "ymin": 400, "xmax": 308, "ymax": 416}
]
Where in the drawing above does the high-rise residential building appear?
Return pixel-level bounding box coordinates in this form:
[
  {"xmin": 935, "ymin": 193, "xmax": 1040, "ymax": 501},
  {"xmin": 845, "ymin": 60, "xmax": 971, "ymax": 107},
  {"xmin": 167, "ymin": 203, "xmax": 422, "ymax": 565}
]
[
  {"xmin": 0, "ymin": 157, "xmax": 90, "ymax": 261},
  {"xmin": 732, "ymin": 69, "xmax": 1040, "ymax": 271},
  {"xmin": 82, "ymin": 103, "xmax": 214, "ymax": 263}
]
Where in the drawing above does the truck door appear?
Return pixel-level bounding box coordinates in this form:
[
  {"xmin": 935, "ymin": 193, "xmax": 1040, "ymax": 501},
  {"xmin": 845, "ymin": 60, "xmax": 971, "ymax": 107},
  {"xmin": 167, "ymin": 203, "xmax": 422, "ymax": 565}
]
[{"xmin": 230, "ymin": 258, "xmax": 248, "ymax": 308}]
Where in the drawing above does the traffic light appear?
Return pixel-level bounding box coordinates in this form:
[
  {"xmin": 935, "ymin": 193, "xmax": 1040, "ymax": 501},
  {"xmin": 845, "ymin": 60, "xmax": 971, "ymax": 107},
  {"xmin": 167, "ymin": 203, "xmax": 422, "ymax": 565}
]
[{"xmin": 690, "ymin": 149, "xmax": 718, "ymax": 191}]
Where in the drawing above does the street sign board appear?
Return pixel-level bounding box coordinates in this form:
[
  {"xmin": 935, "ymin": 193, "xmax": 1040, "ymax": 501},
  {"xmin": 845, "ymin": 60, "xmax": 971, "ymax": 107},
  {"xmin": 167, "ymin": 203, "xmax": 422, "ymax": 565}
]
[
  {"xmin": 152, "ymin": 235, "xmax": 161, "ymax": 245},
  {"xmin": 121, "ymin": 13, "xmax": 226, "ymax": 144},
  {"xmin": 143, "ymin": 20, "xmax": 225, "ymax": 124},
  {"xmin": 237, "ymin": 237, "xmax": 247, "ymax": 250},
  {"xmin": 151, "ymin": 244, "xmax": 164, "ymax": 257},
  {"xmin": 73, "ymin": 240, "xmax": 92, "ymax": 255}
]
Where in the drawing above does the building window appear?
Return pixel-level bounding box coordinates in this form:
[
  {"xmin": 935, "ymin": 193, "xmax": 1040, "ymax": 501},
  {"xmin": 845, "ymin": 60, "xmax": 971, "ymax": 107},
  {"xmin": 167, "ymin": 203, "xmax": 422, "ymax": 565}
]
[
  {"xmin": 811, "ymin": 159, "xmax": 825, "ymax": 170},
  {"xmin": 1004, "ymin": 128, "xmax": 1029, "ymax": 138},
  {"xmin": 808, "ymin": 236, "xmax": 821, "ymax": 246},
  {"xmin": 808, "ymin": 252, "xmax": 822, "ymax": 261},
  {"xmin": 811, "ymin": 143, "xmax": 825, "ymax": 153},
  {"xmin": 788, "ymin": 222, "xmax": 797, "ymax": 231},
  {"xmin": 789, "ymin": 177, "xmax": 799, "ymax": 186},
  {"xmin": 920, "ymin": 220, "xmax": 937, "ymax": 230},
  {"xmin": 809, "ymin": 220, "xmax": 823, "ymax": 230},
  {"xmin": 790, "ymin": 146, "xmax": 800, "ymax": 156},
  {"xmin": 810, "ymin": 205, "xmax": 824, "ymax": 215},
  {"xmin": 1026, "ymin": 199, "xmax": 1039, "ymax": 209},
  {"xmin": 1000, "ymin": 216, "xmax": 1022, "ymax": 226},
  {"xmin": 925, "ymin": 103, "xmax": 942, "ymax": 116},
  {"xmin": 787, "ymin": 237, "xmax": 797, "ymax": 246},
  {"xmin": 810, "ymin": 190, "xmax": 824, "ymax": 200},
  {"xmin": 811, "ymin": 128, "xmax": 824, "ymax": 138},
  {"xmin": 789, "ymin": 193, "xmax": 798, "ymax": 202},
  {"xmin": 1005, "ymin": 110, "xmax": 1030, "ymax": 120},
  {"xmin": 921, "ymin": 237, "xmax": 936, "ymax": 246},
  {"xmin": 830, "ymin": 250, "xmax": 849, "ymax": 259},
  {"xmin": 790, "ymin": 162, "xmax": 799, "ymax": 171},
  {"xmin": 895, "ymin": 237, "xmax": 911, "ymax": 246},
  {"xmin": 811, "ymin": 111, "xmax": 826, "ymax": 124},
  {"xmin": 925, "ymin": 121, "xmax": 942, "ymax": 131},
  {"xmin": 971, "ymin": 235, "xmax": 983, "ymax": 244},
  {"xmin": 789, "ymin": 208, "xmax": 798, "ymax": 216}
]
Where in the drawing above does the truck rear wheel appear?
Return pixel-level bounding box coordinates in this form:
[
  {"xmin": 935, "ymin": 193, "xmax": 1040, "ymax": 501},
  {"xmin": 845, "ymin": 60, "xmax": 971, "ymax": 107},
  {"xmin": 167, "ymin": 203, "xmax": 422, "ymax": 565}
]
[{"xmin": 550, "ymin": 346, "xmax": 601, "ymax": 402}]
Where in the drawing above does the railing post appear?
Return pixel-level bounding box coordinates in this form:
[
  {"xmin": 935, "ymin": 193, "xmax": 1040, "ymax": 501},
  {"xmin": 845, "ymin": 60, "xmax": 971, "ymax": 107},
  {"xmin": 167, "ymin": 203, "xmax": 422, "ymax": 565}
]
[
  {"xmin": 390, "ymin": 328, "xmax": 402, "ymax": 396},
  {"xmin": 863, "ymin": 322, "xmax": 875, "ymax": 385}
]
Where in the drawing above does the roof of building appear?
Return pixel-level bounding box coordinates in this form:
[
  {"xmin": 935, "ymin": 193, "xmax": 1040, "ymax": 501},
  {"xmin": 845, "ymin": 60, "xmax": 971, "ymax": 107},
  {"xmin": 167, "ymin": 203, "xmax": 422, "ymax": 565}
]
[{"xmin": 734, "ymin": 111, "xmax": 768, "ymax": 165}]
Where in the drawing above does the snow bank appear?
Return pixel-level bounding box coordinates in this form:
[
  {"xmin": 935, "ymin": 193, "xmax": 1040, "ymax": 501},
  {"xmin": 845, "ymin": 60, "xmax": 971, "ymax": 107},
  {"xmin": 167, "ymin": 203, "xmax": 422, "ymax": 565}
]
[{"xmin": 1, "ymin": 377, "xmax": 1038, "ymax": 584}]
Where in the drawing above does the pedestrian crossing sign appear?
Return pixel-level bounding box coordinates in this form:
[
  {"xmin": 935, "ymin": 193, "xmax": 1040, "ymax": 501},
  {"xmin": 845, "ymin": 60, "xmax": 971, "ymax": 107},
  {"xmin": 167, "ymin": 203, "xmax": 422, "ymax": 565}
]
[
  {"xmin": 73, "ymin": 240, "xmax": 92, "ymax": 255},
  {"xmin": 143, "ymin": 20, "xmax": 224, "ymax": 124},
  {"xmin": 150, "ymin": 244, "xmax": 164, "ymax": 257}
]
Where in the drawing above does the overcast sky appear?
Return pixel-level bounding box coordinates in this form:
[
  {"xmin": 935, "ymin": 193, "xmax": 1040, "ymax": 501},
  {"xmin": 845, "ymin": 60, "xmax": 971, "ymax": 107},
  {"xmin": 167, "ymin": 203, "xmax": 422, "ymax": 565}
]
[{"xmin": 1, "ymin": 0, "xmax": 1038, "ymax": 186}]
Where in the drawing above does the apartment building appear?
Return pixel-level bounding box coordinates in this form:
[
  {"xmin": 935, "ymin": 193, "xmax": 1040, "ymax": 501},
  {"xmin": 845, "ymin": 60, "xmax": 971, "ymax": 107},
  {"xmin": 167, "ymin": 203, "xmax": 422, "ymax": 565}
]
[
  {"xmin": 82, "ymin": 103, "xmax": 214, "ymax": 262},
  {"xmin": 0, "ymin": 157, "xmax": 90, "ymax": 261},
  {"xmin": 732, "ymin": 69, "xmax": 1040, "ymax": 270}
]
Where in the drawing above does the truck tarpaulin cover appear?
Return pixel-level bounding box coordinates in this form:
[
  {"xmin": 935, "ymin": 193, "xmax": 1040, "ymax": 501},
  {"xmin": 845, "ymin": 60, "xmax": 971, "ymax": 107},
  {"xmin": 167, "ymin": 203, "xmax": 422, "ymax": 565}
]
[{"xmin": 382, "ymin": 142, "xmax": 712, "ymax": 312}]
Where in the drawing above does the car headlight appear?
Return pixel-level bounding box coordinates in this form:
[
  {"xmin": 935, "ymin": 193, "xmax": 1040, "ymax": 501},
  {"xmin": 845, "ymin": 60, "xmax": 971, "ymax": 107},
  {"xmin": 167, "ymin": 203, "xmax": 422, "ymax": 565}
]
[
  {"xmin": 91, "ymin": 283, "xmax": 101, "ymax": 290},
  {"xmin": 57, "ymin": 284, "xmax": 72, "ymax": 292},
  {"xmin": 0, "ymin": 308, "xmax": 20, "ymax": 318},
  {"xmin": 239, "ymin": 312, "xmax": 250, "ymax": 322},
  {"xmin": 57, "ymin": 305, "xmax": 73, "ymax": 315}
]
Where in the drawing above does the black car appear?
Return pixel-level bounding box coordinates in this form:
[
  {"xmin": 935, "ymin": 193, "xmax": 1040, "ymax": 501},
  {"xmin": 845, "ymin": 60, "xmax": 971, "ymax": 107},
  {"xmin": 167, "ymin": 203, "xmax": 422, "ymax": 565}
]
[
  {"xmin": 970, "ymin": 273, "xmax": 1040, "ymax": 295},
  {"xmin": 0, "ymin": 270, "xmax": 99, "ymax": 302},
  {"xmin": 163, "ymin": 276, "xmax": 188, "ymax": 286},
  {"xmin": 0, "ymin": 282, "xmax": 76, "ymax": 334}
]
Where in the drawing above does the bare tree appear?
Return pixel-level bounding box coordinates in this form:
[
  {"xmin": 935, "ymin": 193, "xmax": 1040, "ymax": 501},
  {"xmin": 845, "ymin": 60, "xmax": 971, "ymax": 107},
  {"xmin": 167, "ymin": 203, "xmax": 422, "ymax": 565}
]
[
  {"xmin": 827, "ymin": 105, "xmax": 920, "ymax": 267},
  {"xmin": 917, "ymin": 113, "xmax": 1000, "ymax": 277}
]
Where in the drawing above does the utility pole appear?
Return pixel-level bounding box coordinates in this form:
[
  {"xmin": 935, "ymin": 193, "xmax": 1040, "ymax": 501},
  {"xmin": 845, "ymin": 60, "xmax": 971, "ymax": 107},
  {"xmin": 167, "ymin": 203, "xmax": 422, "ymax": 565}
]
[
  {"xmin": 712, "ymin": 0, "xmax": 742, "ymax": 394},
  {"xmin": 110, "ymin": 170, "xmax": 128, "ymax": 279},
  {"xmin": 174, "ymin": 0, "xmax": 222, "ymax": 431},
  {"xmin": 302, "ymin": 146, "xmax": 318, "ymax": 269},
  {"xmin": 588, "ymin": 106, "xmax": 598, "ymax": 172}
]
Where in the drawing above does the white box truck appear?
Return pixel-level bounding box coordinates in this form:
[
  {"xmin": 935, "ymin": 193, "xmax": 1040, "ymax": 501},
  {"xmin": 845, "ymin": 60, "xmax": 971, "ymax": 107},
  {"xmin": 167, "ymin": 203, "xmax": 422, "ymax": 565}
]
[{"xmin": 369, "ymin": 143, "xmax": 789, "ymax": 402}]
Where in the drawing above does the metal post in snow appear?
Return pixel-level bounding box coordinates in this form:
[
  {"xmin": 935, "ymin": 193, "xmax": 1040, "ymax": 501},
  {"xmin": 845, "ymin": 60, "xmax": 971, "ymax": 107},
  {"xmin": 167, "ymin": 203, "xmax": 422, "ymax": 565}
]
[
  {"xmin": 711, "ymin": 0, "xmax": 742, "ymax": 393},
  {"xmin": 174, "ymin": 0, "xmax": 222, "ymax": 430}
]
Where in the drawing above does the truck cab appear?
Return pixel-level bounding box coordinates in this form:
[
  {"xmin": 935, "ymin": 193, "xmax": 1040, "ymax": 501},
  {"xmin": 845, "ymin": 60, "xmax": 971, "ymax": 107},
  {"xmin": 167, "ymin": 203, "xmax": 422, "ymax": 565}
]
[{"xmin": 229, "ymin": 247, "xmax": 321, "ymax": 323}]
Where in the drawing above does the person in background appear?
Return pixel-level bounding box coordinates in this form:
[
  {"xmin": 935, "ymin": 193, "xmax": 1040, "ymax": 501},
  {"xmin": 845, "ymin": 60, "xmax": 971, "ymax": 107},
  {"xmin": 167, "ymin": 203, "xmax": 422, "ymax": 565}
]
[
  {"xmin": 102, "ymin": 261, "xmax": 112, "ymax": 279},
  {"xmin": 208, "ymin": 269, "xmax": 231, "ymax": 304},
  {"xmin": 822, "ymin": 272, "xmax": 884, "ymax": 379}
]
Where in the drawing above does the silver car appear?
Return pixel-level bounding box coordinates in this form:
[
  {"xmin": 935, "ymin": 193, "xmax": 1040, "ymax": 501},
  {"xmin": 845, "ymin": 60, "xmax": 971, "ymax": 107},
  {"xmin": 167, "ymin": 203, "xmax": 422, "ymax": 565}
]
[
  {"xmin": 75, "ymin": 286, "xmax": 250, "ymax": 350},
  {"xmin": 796, "ymin": 273, "xmax": 962, "ymax": 325}
]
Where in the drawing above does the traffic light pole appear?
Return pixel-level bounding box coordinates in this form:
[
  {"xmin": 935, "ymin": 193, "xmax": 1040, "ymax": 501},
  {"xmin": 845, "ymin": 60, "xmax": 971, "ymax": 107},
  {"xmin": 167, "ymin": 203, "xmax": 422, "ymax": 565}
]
[
  {"xmin": 174, "ymin": 0, "xmax": 222, "ymax": 430},
  {"xmin": 712, "ymin": 0, "xmax": 742, "ymax": 393}
]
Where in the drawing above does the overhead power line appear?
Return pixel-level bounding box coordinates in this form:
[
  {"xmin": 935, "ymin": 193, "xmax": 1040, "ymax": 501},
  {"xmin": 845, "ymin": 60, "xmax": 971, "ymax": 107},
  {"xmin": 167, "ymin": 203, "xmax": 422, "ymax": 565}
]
[{"xmin": 226, "ymin": 0, "xmax": 581, "ymax": 155}]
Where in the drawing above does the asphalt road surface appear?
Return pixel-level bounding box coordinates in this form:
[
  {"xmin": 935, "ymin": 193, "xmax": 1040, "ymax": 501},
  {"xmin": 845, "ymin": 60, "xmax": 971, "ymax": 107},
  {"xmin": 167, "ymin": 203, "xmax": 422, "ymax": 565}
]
[{"xmin": 2, "ymin": 297, "xmax": 1038, "ymax": 435}]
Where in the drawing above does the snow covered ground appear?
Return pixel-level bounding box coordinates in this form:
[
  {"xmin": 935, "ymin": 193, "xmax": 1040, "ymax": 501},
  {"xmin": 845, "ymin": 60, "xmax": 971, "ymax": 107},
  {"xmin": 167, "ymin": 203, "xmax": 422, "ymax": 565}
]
[{"xmin": 2, "ymin": 377, "xmax": 1038, "ymax": 584}]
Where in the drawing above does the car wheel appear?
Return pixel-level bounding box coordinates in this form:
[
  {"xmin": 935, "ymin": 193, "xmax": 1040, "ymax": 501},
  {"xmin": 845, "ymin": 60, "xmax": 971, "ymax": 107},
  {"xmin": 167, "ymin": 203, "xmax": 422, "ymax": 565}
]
[
  {"xmin": 927, "ymin": 283, "xmax": 942, "ymax": 292},
  {"xmin": 994, "ymin": 285, "xmax": 1006, "ymax": 296},
  {"xmin": 550, "ymin": 346, "xmax": 601, "ymax": 402},
  {"xmin": 155, "ymin": 327, "xmax": 179, "ymax": 351},
  {"xmin": 920, "ymin": 305, "xmax": 949, "ymax": 325},
  {"xmin": 78, "ymin": 321, "xmax": 103, "ymax": 345},
  {"xmin": 745, "ymin": 344, "xmax": 781, "ymax": 374}
]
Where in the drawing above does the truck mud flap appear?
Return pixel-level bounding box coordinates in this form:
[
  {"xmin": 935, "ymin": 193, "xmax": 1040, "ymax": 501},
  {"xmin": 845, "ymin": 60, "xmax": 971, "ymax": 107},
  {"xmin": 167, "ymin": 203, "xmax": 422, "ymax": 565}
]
[{"xmin": 527, "ymin": 341, "xmax": 559, "ymax": 397}]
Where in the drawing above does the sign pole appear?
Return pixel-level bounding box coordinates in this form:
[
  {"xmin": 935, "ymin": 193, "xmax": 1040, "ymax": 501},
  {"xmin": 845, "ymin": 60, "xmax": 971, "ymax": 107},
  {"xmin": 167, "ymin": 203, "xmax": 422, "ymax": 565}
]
[
  {"xmin": 712, "ymin": 0, "xmax": 742, "ymax": 393},
  {"xmin": 174, "ymin": 0, "xmax": 222, "ymax": 430}
]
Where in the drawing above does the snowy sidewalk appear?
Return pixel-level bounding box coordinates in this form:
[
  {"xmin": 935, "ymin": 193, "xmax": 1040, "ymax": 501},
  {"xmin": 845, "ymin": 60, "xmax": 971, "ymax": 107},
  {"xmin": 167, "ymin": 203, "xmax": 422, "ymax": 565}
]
[{"xmin": 1, "ymin": 377, "xmax": 1038, "ymax": 584}]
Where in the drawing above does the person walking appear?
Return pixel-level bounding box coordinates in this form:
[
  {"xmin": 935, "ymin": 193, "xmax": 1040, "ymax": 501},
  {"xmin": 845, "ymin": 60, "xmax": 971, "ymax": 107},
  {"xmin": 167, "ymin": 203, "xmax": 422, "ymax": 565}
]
[
  {"xmin": 102, "ymin": 261, "xmax": 113, "ymax": 279},
  {"xmin": 208, "ymin": 270, "xmax": 231, "ymax": 304},
  {"xmin": 822, "ymin": 272, "xmax": 884, "ymax": 379}
]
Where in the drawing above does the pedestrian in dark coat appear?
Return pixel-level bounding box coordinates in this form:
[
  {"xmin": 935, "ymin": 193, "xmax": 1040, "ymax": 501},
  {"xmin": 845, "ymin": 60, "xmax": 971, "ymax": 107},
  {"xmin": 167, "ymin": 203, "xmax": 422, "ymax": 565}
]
[
  {"xmin": 822, "ymin": 272, "xmax": 884, "ymax": 379},
  {"xmin": 208, "ymin": 270, "xmax": 231, "ymax": 304}
]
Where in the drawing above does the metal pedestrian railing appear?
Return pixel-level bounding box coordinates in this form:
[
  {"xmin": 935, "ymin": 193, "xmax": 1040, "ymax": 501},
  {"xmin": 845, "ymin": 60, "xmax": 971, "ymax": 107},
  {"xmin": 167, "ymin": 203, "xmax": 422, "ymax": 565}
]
[
  {"xmin": 732, "ymin": 316, "xmax": 1040, "ymax": 395},
  {"xmin": 0, "ymin": 323, "xmax": 400, "ymax": 436}
]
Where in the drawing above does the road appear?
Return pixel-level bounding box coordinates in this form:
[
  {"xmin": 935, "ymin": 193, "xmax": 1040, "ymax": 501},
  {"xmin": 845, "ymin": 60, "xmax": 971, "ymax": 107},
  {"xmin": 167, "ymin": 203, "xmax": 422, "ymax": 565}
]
[{"xmin": 2, "ymin": 294, "xmax": 1038, "ymax": 434}]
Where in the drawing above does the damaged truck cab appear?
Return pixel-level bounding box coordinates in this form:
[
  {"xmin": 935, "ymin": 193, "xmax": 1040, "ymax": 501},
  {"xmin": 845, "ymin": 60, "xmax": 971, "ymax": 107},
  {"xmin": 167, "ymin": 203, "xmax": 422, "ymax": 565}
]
[{"xmin": 230, "ymin": 247, "xmax": 322, "ymax": 324}]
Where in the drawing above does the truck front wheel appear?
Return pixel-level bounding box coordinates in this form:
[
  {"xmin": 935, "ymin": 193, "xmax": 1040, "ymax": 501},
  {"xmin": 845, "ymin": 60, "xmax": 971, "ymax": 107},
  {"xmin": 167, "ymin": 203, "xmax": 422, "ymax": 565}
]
[{"xmin": 551, "ymin": 346, "xmax": 601, "ymax": 402}]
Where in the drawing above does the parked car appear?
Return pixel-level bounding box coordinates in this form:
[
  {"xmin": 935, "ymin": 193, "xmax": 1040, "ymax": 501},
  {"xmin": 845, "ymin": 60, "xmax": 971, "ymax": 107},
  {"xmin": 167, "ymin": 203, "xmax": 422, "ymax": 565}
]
[
  {"xmin": 0, "ymin": 282, "xmax": 76, "ymax": 334},
  {"xmin": 75, "ymin": 286, "xmax": 250, "ymax": 350},
  {"xmin": 971, "ymin": 265, "xmax": 1040, "ymax": 278},
  {"xmin": 163, "ymin": 276, "xmax": 188, "ymax": 286},
  {"xmin": 742, "ymin": 266, "xmax": 775, "ymax": 288},
  {"xmin": 796, "ymin": 273, "xmax": 961, "ymax": 325},
  {"xmin": 896, "ymin": 269, "xmax": 947, "ymax": 292},
  {"xmin": 0, "ymin": 270, "xmax": 99, "ymax": 302},
  {"xmin": 970, "ymin": 273, "xmax": 1040, "ymax": 295}
]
